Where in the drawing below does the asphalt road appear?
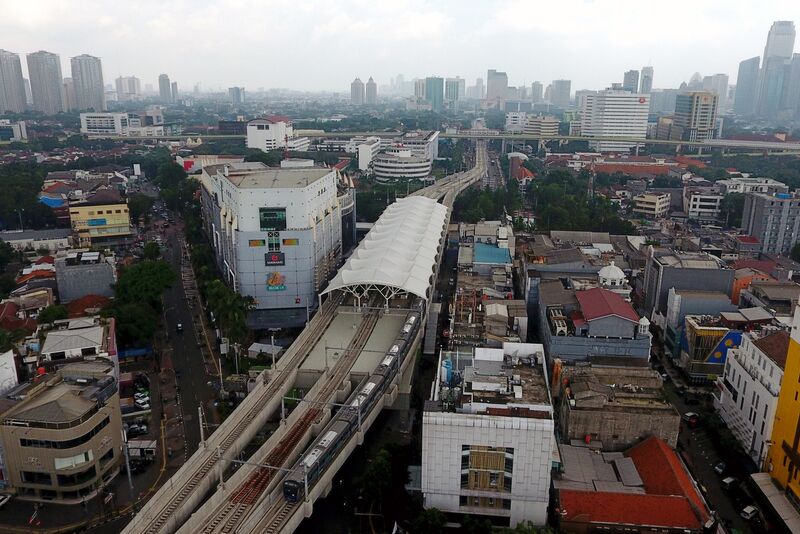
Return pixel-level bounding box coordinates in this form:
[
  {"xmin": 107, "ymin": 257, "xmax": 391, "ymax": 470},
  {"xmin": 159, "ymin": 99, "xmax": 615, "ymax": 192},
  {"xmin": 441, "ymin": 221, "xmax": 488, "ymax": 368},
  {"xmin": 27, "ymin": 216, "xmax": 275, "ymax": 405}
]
[{"xmin": 160, "ymin": 220, "xmax": 219, "ymax": 458}]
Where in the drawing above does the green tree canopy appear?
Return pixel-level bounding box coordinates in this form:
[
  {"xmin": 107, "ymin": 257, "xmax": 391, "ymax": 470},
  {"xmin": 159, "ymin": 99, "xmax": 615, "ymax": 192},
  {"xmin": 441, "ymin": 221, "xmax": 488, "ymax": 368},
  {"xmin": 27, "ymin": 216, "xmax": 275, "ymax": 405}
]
[
  {"xmin": 128, "ymin": 193, "xmax": 155, "ymax": 222},
  {"xmin": 114, "ymin": 260, "xmax": 175, "ymax": 310},
  {"xmin": 411, "ymin": 508, "xmax": 446, "ymax": 534},
  {"xmin": 720, "ymin": 193, "xmax": 745, "ymax": 228},
  {"xmin": 791, "ymin": 242, "xmax": 800, "ymax": 263},
  {"xmin": 37, "ymin": 305, "xmax": 68, "ymax": 324},
  {"xmin": 108, "ymin": 302, "xmax": 159, "ymax": 347},
  {"xmin": 143, "ymin": 242, "xmax": 161, "ymax": 260}
]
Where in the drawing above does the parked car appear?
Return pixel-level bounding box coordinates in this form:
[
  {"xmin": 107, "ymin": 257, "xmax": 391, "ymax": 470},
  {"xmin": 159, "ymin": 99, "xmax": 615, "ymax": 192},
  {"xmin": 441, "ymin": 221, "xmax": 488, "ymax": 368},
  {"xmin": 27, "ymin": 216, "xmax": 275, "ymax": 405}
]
[
  {"xmin": 135, "ymin": 400, "xmax": 151, "ymax": 410},
  {"xmin": 721, "ymin": 476, "xmax": 739, "ymax": 490},
  {"xmin": 0, "ymin": 494, "xmax": 11, "ymax": 508},
  {"xmin": 741, "ymin": 505, "xmax": 759, "ymax": 520},
  {"xmin": 714, "ymin": 462, "xmax": 726, "ymax": 475},
  {"xmin": 685, "ymin": 395, "xmax": 701, "ymax": 406},
  {"xmin": 675, "ymin": 386, "xmax": 687, "ymax": 397},
  {"xmin": 176, "ymin": 323, "xmax": 183, "ymax": 333},
  {"xmin": 682, "ymin": 412, "xmax": 700, "ymax": 428}
]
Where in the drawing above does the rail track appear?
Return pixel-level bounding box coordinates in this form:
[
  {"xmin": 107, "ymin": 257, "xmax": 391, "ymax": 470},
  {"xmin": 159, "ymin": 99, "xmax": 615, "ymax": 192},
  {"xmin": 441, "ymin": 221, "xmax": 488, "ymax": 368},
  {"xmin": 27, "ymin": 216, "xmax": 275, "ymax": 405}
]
[
  {"xmin": 127, "ymin": 294, "xmax": 344, "ymax": 534},
  {"xmin": 193, "ymin": 304, "xmax": 381, "ymax": 533}
]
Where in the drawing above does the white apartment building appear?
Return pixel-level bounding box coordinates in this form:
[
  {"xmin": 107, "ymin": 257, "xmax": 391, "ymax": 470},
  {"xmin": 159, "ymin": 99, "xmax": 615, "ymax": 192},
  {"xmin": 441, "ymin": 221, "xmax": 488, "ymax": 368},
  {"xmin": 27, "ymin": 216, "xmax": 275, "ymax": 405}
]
[
  {"xmin": 580, "ymin": 90, "xmax": 649, "ymax": 152},
  {"xmin": 80, "ymin": 110, "xmax": 171, "ymax": 137},
  {"xmin": 199, "ymin": 162, "xmax": 342, "ymax": 326},
  {"xmin": 683, "ymin": 187, "xmax": 724, "ymax": 222},
  {"xmin": 246, "ymin": 118, "xmax": 310, "ymax": 152},
  {"xmin": 716, "ymin": 176, "xmax": 788, "ymax": 195},
  {"xmin": 80, "ymin": 112, "xmax": 128, "ymax": 136},
  {"xmin": 0, "ymin": 119, "xmax": 27, "ymax": 142},
  {"xmin": 356, "ymin": 136, "xmax": 381, "ymax": 171},
  {"xmin": 523, "ymin": 116, "xmax": 559, "ymax": 138},
  {"xmin": 396, "ymin": 130, "xmax": 439, "ymax": 160},
  {"xmin": 422, "ymin": 343, "xmax": 553, "ymax": 527},
  {"xmin": 632, "ymin": 192, "xmax": 671, "ymax": 219},
  {"xmin": 715, "ymin": 330, "xmax": 788, "ymax": 468},
  {"xmin": 505, "ymin": 112, "xmax": 527, "ymax": 133},
  {"xmin": 372, "ymin": 148, "xmax": 432, "ymax": 182}
]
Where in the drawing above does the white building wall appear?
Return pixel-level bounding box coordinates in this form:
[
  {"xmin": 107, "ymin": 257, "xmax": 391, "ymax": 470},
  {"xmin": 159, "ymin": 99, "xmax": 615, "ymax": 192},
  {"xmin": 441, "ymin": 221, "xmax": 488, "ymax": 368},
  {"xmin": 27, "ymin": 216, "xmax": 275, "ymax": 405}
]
[
  {"xmin": 246, "ymin": 120, "xmax": 292, "ymax": 151},
  {"xmin": 357, "ymin": 137, "xmax": 381, "ymax": 171},
  {"xmin": 422, "ymin": 412, "xmax": 553, "ymax": 526},
  {"xmin": 715, "ymin": 333, "xmax": 783, "ymax": 467},
  {"xmin": 80, "ymin": 112, "xmax": 128, "ymax": 135},
  {"xmin": 580, "ymin": 90, "xmax": 649, "ymax": 152}
]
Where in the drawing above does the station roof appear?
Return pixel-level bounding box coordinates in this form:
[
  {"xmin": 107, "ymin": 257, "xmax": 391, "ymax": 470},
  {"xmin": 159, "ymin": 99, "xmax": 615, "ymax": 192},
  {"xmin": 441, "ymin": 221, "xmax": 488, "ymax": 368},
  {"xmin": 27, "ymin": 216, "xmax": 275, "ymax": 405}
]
[{"xmin": 323, "ymin": 196, "xmax": 447, "ymax": 301}]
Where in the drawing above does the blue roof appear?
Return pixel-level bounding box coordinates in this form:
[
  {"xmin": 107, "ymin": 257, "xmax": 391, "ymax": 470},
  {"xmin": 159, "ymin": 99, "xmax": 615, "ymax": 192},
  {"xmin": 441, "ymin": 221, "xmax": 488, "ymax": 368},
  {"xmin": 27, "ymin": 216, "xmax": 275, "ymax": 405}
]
[
  {"xmin": 473, "ymin": 242, "xmax": 512, "ymax": 265},
  {"xmin": 39, "ymin": 196, "xmax": 65, "ymax": 208}
]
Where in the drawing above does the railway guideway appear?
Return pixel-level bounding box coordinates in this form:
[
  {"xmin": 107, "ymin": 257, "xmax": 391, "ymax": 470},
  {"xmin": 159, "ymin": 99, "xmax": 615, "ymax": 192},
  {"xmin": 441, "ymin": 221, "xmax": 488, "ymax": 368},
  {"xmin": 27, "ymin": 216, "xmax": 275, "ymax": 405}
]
[{"xmin": 178, "ymin": 305, "xmax": 382, "ymax": 533}]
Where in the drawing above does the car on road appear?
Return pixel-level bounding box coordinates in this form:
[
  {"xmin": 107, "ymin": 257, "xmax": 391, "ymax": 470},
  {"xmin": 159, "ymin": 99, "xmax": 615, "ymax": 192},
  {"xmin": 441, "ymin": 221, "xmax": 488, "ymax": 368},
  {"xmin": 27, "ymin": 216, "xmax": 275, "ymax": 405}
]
[
  {"xmin": 741, "ymin": 505, "xmax": 759, "ymax": 520},
  {"xmin": 661, "ymin": 372, "xmax": 671, "ymax": 382},
  {"xmin": 721, "ymin": 476, "xmax": 739, "ymax": 490},
  {"xmin": 0, "ymin": 494, "xmax": 11, "ymax": 508},
  {"xmin": 176, "ymin": 323, "xmax": 183, "ymax": 332},
  {"xmin": 682, "ymin": 412, "xmax": 700, "ymax": 428},
  {"xmin": 675, "ymin": 385, "xmax": 687, "ymax": 397},
  {"xmin": 714, "ymin": 462, "xmax": 726, "ymax": 475},
  {"xmin": 685, "ymin": 395, "xmax": 701, "ymax": 406}
]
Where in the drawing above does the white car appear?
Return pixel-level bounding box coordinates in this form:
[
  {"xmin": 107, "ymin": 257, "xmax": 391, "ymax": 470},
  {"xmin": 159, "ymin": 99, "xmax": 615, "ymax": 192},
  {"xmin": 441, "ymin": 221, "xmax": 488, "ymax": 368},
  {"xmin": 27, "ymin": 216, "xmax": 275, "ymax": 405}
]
[
  {"xmin": 0, "ymin": 494, "xmax": 11, "ymax": 508},
  {"xmin": 741, "ymin": 505, "xmax": 759, "ymax": 520},
  {"xmin": 135, "ymin": 400, "xmax": 151, "ymax": 410}
]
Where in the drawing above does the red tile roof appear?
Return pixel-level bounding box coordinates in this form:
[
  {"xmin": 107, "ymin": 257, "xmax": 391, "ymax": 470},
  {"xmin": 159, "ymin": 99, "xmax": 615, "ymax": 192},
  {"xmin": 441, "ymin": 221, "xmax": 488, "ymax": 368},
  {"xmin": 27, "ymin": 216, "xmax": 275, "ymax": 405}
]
[
  {"xmin": 559, "ymin": 490, "xmax": 703, "ymax": 530},
  {"xmin": 575, "ymin": 288, "xmax": 639, "ymax": 323},
  {"xmin": 559, "ymin": 436, "xmax": 710, "ymax": 530},
  {"xmin": 735, "ymin": 235, "xmax": 760, "ymax": 244},
  {"xmin": 35, "ymin": 255, "xmax": 55, "ymax": 265},
  {"xmin": 593, "ymin": 163, "xmax": 670, "ymax": 176},
  {"xmin": 732, "ymin": 259, "xmax": 777, "ymax": 273},
  {"xmin": 67, "ymin": 295, "xmax": 111, "ymax": 318},
  {"xmin": 673, "ymin": 156, "xmax": 707, "ymax": 169},
  {"xmin": 15, "ymin": 270, "xmax": 55, "ymax": 285},
  {"xmin": 0, "ymin": 301, "xmax": 20, "ymax": 320},
  {"xmin": 626, "ymin": 436, "xmax": 709, "ymax": 522},
  {"xmin": 753, "ymin": 330, "xmax": 790, "ymax": 370}
]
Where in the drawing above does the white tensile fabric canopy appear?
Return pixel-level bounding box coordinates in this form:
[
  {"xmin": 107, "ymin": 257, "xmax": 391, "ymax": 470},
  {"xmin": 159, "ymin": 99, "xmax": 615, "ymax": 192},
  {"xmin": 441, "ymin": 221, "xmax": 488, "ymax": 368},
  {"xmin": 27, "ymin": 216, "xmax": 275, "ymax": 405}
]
[{"xmin": 323, "ymin": 196, "xmax": 447, "ymax": 303}]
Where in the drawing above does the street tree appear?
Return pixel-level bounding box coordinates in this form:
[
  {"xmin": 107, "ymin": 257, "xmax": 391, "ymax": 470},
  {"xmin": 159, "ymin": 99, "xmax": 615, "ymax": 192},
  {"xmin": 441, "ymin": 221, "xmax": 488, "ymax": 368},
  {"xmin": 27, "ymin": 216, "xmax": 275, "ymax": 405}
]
[
  {"xmin": 37, "ymin": 305, "xmax": 68, "ymax": 324},
  {"xmin": 143, "ymin": 242, "xmax": 161, "ymax": 260}
]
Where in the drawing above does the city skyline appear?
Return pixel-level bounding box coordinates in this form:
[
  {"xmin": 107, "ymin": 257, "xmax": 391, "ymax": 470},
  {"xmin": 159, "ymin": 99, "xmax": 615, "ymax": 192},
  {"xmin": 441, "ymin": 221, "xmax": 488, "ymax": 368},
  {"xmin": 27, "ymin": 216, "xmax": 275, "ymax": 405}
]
[{"xmin": 3, "ymin": 1, "xmax": 800, "ymax": 92}]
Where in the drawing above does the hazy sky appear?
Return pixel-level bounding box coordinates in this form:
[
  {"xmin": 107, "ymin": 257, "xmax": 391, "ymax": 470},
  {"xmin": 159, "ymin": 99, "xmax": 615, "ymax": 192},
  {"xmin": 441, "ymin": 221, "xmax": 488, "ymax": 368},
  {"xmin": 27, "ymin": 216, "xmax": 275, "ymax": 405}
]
[{"xmin": 4, "ymin": 0, "xmax": 800, "ymax": 93}]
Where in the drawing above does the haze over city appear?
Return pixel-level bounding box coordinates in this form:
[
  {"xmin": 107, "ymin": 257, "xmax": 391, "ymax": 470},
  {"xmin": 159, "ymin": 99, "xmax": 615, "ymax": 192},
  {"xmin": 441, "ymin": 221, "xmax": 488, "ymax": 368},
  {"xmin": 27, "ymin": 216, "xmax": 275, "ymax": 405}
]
[
  {"xmin": 6, "ymin": 2, "xmax": 800, "ymax": 534},
  {"xmin": 3, "ymin": 0, "xmax": 800, "ymax": 91}
]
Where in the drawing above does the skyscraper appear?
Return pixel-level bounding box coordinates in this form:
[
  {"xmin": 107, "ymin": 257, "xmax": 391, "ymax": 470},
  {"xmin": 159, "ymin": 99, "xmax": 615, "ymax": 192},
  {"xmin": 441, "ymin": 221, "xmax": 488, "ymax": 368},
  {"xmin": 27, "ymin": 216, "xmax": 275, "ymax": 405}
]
[
  {"xmin": 365, "ymin": 77, "xmax": 377, "ymax": 105},
  {"xmin": 764, "ymin": 21, "xmax": 796, "ymax": 61},
  {"xmin": 550, "ymin": 79, "xmax": 572, "ymax": 107},
  {"xmin": 26, "ymin": 51, "xmax": 64, "ymax": 114},
  {"xmin": 702, "ymin": 74, "xmax": 729, "ymax": 111},
  {"xmin": 734, "ymin": 56, "xmax": 760, "ymax": 115},
  {"xmin": 475, "ymin": 78, "xmax": 485, "ymax": 100},
  {"xmin": 414, "ymin": 79, "xmax": 426, "ymax": 99},
  {"xmin": 623, "ymin": 70, "xmax": 639, "ymax": 93},
  {"xmin": 71, "ymin": 54, "xmax": 105, "ymax": 111},
  {"xmin": 61, "ymin": 77, "xmax": 77, "ymax": 111},
  {"xmin": 350, "ymin": 77, "xmax": 365, "ymax": 105},
  {"xmin": 425, "ymin": 76, "xmax": 444, "ymax": 111},
  {"xmin": 486, "ymin": 69, "xmax": 508, "ymax": 101},
  {"xmin": 782, "ymin": 54, "xmax": 800, "ymax": 116},
  {"xmin": 640, "ymin": 67, "xmax": 654, "ymax": 94},
  {"xmin": 116, "ymin": 76, "xmax": 141, "ymax": 102},
  {"xmin": 674, "ymin": 91, "xmax": 719, "ymax": 142},
  {"xmin": 171, "ymin": 81, "xmax": 178, "ymax": 102},
  {"xmin": 158, "ymin": 74, "xmax": 172, "ymax": 102},
  {"xmin": 445, "ymin": 77, "xmax": 464, "ymax": 102},
  {"xmin": 531, "ymin": 81, "xmax": 543, "ymax": 103},
  {"xmin": 580, "ymin": 89, "xmax": 649, "ymax": 152},
  {"xmin": 756, "ymin": 21, "xmax": 796, "ymax": 117},
  {"xmin": 0, "ymin": 49, "xmax": 27, "ymax": 112},
  {"xmin": 228, "ymin": 86, "xmax": 245, "ymax": 105}
]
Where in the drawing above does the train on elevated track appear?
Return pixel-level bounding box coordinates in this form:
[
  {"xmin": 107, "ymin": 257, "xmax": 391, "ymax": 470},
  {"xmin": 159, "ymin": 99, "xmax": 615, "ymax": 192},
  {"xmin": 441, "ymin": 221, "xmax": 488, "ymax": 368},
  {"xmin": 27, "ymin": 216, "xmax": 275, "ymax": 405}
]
[{"xmin": 283, "ymin": 298, "xmax": 425, "ymax": 502}]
